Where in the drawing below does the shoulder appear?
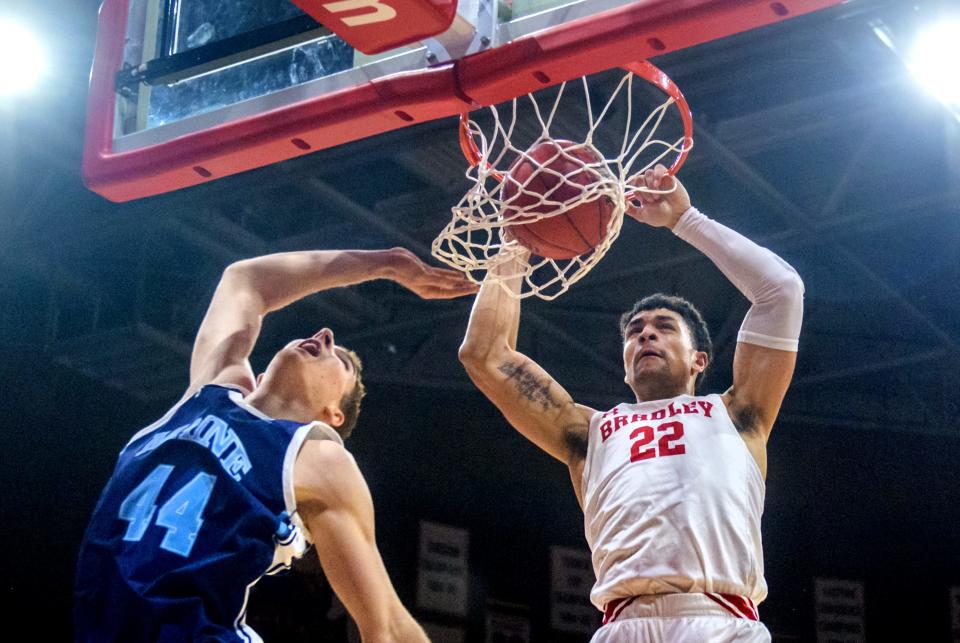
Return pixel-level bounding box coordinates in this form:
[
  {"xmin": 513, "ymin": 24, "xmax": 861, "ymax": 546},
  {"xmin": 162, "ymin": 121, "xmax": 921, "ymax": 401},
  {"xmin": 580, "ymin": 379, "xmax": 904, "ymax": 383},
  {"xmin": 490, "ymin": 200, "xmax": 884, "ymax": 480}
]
[
  {"xmin": 294, "ymin": 440, "xmax": 368, "ymax": 511},
  {"xmin": 201, "ymin": 365, "xmax": 256, "ymax": 396},
  {"xmin": 178, "ymin": 369, "xmax": 255, "ymax": 403},
  {"xmin": 184, "ymin": 381, "xmax": 252, "ymax": 405},
  {"xmin": 297, "ymin": 438, "xmax": 354, "ymax": 467}
]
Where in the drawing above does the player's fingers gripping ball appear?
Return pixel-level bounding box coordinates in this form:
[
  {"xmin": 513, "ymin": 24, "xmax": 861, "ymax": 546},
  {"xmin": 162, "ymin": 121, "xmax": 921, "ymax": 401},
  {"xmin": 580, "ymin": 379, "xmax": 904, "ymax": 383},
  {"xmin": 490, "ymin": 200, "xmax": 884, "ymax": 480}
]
[{"xmin": 499, "ymin": 139, "xmax": 616, "ymax": 260}]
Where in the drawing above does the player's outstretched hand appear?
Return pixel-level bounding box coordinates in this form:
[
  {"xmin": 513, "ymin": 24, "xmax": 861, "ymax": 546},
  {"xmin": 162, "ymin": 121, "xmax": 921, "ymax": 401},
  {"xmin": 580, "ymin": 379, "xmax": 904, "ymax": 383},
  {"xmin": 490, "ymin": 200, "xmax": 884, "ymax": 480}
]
[
  {"xmin": 625, "ymin": 164, "xmax": 691, "ymax": 229},
  {"xmin": 387, "ymin": 248, "xmax": 479, "ymax": 299}
]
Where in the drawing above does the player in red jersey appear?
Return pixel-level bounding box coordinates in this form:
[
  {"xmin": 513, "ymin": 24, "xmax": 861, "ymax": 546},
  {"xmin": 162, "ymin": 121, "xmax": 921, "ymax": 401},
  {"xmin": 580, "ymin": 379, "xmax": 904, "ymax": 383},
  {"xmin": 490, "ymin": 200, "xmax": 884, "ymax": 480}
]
[{"xmin": 459, "ymin": 165, "xmax": 804, "ymax": 642}]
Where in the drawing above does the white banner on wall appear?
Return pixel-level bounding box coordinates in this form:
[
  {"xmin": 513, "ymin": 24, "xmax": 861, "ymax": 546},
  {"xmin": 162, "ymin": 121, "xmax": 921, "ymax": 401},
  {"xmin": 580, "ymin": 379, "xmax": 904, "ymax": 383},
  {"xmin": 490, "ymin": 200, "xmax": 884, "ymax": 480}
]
[
  {"xmin": 422, "ymin": 622, "xmax": 467, "ymax": 643},
  {"xmin": 550, "ymin": 546, "xmax": 598, "ymax": 634},
  {"xmin": 417, "ymin": 521, "xmax": 470, "ymax": 616},
  {"xmin": 814, "ymin": 578, "xmax": 865, "ymax": 643},
  {"xmin": 486, "ymin": 609, "xmax": 531, "ymax": 643}
]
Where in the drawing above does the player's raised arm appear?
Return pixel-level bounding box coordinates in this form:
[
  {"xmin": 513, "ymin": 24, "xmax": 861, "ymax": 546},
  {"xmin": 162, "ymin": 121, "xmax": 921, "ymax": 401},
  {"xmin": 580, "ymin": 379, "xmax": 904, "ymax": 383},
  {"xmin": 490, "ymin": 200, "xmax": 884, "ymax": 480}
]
[
  {"xmin": 629, "ymin": 165, "xmax": 804, "ymax": 439},
  {"xmin": 189, "ymin": 248, "xmax": 477, "ymax": 393},
  {"xmin": 295, "ymin": 441, "xmax": 428, "ymax": 643},
  {"xmin": 458, "ymin": 247, "xmax": 594, "ymax": 478}
]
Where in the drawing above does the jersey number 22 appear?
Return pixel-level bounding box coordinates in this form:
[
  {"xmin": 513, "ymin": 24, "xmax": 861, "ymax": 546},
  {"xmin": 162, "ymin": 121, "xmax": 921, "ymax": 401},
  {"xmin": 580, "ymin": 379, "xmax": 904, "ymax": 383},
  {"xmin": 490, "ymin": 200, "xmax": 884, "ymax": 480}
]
[{"xmin": 630, "ymin": 420, "xmax": 686, "ymax": 462}]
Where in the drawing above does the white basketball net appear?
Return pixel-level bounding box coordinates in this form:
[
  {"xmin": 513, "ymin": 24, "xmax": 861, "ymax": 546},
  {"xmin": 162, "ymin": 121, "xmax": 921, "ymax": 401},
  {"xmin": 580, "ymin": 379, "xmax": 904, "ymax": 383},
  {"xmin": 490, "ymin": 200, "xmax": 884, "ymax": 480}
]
[{"xmin": 431, "ymin": 67, "xmax": 691, "ymax": 300}]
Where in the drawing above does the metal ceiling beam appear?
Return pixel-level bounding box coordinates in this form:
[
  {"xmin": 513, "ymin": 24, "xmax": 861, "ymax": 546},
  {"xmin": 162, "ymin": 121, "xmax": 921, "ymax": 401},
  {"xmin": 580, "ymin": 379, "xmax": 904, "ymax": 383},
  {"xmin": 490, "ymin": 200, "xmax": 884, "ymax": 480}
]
[
  {"xmin": 160, "ymin": 216, "xmax": 251, "ymax": 266},
  {"xmin": 398, "ymin": 332, "xmax": 458, "ymax": 378},
  {"xmin": 270, "ymin": 222, "xmax": 357, "ymax": 252},
  {"xmin": 136, "ymin": 321, "xmax": 192, "ymax": 359},
  {"xmin": 694, "ymin": 124, "xmax": 960, "ymax": 353},
  {"xmin": 342, "ymin": 310, "xmax": 467, "ymax": 344},
  {"xmin": 696, "ymin": 126, "xmax": 808, "ymax": 231},
  {"xmin": 589, "ymin": 188, "xmax": 960, "ymax": 285},
  {"xmin": 393, "ymin": 142, "xmax": 465, "ymax": 190},
  {"xmin": 361, "ymin": 372, "xmax": 624, "ymax": 408},
  {"xmin": 706, "ymin": 299, "xmax": 751, "ymax": 367},
  {"xmin": 154, "ymin": 216, "xmax": 356, "ymax": 327},
  {"xmin": 525, "ymin": 312, "xmax": 623, "ymax": 378},
  {"xmin": 698, "ymin": 81, "xmax": 900, "ymax": 165},
  {"xmin": 791, "ymin": 348, "xmax": 946, "ymax": 386},
  {"xmin": 191, "ymin": 208, "xmax": 270, "ymax": 256},
  {"xmin": 360, "ymin": 373, "xmax": 477, "ymax": 393},
  {"xmin": 815, "ymin": 123, "xmax": 882, "ymax": 221},
  {"xmin": 167, "ymin": 198, "xmax": 392, "ymax": 325},
  {"xmin": 775, "ymin": 412, "xmax": 953, "ymax": 435},
  {"xmin": 303, "ymin": 177, "xmax": 432, "ymax": 256}
]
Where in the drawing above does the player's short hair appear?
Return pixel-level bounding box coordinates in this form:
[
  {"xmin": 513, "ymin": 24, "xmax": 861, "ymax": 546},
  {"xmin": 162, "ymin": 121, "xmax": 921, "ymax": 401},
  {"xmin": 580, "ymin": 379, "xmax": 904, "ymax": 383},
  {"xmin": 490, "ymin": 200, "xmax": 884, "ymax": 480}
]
[
  {"xmin": 337, "ymin": 348, "xmax": 366, "ymax": 440},
  {"xmin": 619, "ymin": 294, "xmax": 713, "ymax": 389}
]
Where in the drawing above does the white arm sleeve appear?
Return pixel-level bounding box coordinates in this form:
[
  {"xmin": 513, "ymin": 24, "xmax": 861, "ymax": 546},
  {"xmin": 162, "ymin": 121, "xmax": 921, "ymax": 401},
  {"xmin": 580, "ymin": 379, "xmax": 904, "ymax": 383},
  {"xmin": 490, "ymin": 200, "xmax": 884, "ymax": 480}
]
[{"xmin": 672, "ymin": 207, "xmax": 804, "ymax": 352}]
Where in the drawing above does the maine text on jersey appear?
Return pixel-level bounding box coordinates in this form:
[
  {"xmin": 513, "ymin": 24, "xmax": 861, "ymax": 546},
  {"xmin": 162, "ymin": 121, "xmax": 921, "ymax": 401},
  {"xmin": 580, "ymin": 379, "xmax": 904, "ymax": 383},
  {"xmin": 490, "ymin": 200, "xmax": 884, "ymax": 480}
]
[{"xmin": 134, "ymin": 414, "xmax": 253, "ymax": 481}]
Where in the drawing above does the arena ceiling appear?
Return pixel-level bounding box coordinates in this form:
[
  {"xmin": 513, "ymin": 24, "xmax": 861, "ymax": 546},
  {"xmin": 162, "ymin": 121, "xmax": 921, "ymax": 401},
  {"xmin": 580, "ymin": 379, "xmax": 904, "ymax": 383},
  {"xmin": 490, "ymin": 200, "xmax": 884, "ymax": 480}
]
[{"xmin": 3, "ymin": 0, "xmax": 959, "ymax": 438}]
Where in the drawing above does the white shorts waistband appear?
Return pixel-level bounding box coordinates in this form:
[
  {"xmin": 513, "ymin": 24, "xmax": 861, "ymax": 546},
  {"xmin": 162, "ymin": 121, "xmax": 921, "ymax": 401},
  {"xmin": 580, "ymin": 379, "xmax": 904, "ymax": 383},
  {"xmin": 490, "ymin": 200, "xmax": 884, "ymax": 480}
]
[{"xmin": 603, "ymin": 593, "xmax": 760, "ymax": 624}]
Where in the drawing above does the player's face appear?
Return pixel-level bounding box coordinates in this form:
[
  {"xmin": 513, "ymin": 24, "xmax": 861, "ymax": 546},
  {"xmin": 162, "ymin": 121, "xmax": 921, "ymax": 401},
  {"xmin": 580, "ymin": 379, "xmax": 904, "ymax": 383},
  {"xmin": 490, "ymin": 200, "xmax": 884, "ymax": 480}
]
[
  {"xmin": 260, "ymin": 328, "xmax": 358, "ymax": 427},
  {"xmin": 622, "ymin": 308, "xmax": 706, "ymax": 398}
]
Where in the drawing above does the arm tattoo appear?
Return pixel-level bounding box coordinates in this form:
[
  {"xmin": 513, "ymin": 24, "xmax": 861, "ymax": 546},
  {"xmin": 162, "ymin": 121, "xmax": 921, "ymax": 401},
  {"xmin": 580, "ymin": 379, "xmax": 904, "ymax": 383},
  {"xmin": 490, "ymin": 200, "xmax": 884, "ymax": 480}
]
[{"xmin": 497, "ymin": 361, "xmax": 561, "ymax": 411}]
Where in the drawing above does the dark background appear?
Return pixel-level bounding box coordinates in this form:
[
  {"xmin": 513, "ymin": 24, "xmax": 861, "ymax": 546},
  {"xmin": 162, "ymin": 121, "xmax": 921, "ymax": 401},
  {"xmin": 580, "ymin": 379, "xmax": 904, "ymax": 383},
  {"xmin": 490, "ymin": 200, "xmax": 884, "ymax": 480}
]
[{"xmin": 2, "ymin": 0, "xmax": 959, "ymax": 640}]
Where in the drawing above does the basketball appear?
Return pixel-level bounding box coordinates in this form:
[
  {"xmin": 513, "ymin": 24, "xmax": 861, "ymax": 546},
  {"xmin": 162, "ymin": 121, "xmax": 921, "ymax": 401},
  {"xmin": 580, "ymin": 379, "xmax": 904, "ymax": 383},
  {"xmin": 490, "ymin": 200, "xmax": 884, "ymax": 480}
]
[{"xmin": 500, "ymin": 140, "xmax": 615, "ymax": 260}]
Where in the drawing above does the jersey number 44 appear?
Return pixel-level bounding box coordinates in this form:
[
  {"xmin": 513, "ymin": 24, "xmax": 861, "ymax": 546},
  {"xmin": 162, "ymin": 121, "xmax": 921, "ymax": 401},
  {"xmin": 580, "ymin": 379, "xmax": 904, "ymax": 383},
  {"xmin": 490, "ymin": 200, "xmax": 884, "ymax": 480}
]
[{"xmin": 118, "ymin": 464, "xmax": 217, "ymax": 557}]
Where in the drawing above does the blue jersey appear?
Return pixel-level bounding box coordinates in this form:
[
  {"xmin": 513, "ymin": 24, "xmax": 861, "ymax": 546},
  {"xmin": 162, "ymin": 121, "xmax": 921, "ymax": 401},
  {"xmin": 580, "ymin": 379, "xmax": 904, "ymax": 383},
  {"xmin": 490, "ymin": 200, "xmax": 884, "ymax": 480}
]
[{"xmin": 75, "ymin": 384, "xmax": 343, "ymax": 642}]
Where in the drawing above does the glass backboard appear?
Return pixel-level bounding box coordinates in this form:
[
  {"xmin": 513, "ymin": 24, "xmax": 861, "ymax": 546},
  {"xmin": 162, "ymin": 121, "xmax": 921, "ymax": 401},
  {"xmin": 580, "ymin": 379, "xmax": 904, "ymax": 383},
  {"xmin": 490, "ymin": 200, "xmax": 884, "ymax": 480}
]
[{"xmin": 83, "ymin": 0, "xmax": 845, "ymax": 201}]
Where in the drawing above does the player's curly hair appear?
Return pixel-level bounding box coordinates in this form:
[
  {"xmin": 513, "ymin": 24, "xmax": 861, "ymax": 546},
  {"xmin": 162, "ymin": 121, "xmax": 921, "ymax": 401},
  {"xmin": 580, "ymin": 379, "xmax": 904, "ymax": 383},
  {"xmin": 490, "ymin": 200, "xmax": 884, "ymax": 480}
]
[
  {"xmin": 619, "ymin": 293, "xmax": 713, "ymax": 390},
  {"xmin": 337, "ymin": 348, "xmax": 366, "ymax": 440}
]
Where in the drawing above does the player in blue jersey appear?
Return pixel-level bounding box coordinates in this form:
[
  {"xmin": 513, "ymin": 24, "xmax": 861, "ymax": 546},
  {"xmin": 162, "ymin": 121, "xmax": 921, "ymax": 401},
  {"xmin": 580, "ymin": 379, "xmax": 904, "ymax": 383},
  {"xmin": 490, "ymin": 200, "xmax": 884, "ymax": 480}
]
[{"xmin": 75, "ymin": 247, "xmax": 477, "ymax": 642}]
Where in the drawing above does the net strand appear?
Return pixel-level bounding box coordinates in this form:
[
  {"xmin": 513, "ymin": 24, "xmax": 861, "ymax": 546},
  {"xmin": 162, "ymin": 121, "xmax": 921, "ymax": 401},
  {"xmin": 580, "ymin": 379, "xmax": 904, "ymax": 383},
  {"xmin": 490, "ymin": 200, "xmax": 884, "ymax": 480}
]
[{"xmin": 432, "ymin": 68, "xmax": 691, "ymax": 300}]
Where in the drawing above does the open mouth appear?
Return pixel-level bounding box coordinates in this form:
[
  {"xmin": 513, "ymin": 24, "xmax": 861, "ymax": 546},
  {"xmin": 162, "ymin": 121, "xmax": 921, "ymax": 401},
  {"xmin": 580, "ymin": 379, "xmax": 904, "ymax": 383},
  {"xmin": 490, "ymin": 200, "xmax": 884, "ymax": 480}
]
[
  {"xmin": 298, "ymin": 339, "xmax": 322, "ymax": 357},
  {"xmin": 637, "ymin": 349, "xmax": 663, "ymax": 362}
]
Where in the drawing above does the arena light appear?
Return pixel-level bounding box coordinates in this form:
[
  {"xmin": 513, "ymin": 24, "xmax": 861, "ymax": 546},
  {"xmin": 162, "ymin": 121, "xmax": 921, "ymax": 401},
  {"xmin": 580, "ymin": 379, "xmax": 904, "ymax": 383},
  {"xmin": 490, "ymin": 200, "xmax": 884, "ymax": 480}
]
[
  {"xmin": 0, "ymin": 18, "xmax": 46, "ymax": 97},
  {"xmin": 907, "ymin": 18, "xmax": 960, "ymax": 107}
]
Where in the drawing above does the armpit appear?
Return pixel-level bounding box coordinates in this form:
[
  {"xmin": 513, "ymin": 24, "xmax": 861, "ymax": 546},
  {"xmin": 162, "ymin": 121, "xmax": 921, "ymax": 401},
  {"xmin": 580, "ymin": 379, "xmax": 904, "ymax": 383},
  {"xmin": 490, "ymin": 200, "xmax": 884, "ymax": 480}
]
[
  {"xmin": 563, "ymin": 424, "xmax": 589, "ymax": 460},
  {"xmin": 731, "ymin": 403, "xmax": 762, "ymax": 434}
]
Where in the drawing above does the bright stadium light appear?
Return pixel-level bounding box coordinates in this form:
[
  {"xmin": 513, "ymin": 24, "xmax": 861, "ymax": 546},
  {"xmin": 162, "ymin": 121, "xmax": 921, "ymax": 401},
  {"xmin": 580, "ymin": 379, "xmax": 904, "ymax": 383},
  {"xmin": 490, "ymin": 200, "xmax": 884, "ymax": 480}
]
[
  {"xmin": 908, "ymin": 18, "xmax": 960, "ymax": 107},
  {"xmin": 0, "ymin": 18, "xmax": 46, "ymax": 97}
]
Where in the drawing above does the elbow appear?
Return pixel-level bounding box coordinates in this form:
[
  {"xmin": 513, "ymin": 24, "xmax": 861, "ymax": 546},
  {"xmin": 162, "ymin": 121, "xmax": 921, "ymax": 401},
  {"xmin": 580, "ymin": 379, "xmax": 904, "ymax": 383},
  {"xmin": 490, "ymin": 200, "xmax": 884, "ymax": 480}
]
[
  {"xmin": 775, "ymin": 268, "xmax": 804, "ymax": 301},
  {"xmin": 759, "ymin": 259, "xmax": 804, "ymax": 307},
  {"xmin": 768, "ymin": 269, "xmax": 805, "ymax": 330},
  {"xmin": 220, "ymin": 259, "xmax": 273, "ymax": 312},
  {"xmin": 458, "ymin": 339, "xmax": 485, "ymax": 368},
  {"xmin": 779, "ymin": 268, "xmax": 805, "ymax": 310},
  {"xmin": 459, "ymin": 337, "xmax": 509, "ymax": 371},
  {"xmin": 221, "ymin": 259, "xmax": 254, "ymax": 288},
  {"xmin": 767, "ymin": 269, "xmax": 804, "ymax": 326},
  {"xmin": 778, "ymin": 254, "xmax": 803, "ymax": 289}
]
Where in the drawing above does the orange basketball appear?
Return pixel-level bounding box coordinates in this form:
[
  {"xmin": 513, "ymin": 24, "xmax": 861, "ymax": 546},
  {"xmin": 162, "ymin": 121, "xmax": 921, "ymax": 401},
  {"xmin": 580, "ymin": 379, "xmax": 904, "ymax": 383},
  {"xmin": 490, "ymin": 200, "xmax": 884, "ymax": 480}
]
[{"xmin": 500, "ymin": 140, "xmax": 614, "ymax": 260}]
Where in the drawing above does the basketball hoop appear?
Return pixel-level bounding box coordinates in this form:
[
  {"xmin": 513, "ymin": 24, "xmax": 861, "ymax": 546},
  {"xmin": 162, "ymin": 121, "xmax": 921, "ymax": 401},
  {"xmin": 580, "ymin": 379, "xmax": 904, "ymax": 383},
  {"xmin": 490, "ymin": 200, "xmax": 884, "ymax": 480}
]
[{"xmin": 432, "ymin": 61, "xmax": 693, "ymax": 300}]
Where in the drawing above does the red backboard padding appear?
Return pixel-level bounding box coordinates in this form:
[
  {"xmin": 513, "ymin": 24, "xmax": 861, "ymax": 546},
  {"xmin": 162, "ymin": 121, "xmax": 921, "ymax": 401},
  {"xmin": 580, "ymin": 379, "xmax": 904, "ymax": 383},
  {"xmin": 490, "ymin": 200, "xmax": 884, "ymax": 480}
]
[
  {"xmin": 83, "ymin": 0, "xmax": 844, "ymax": 202},
  {"xmin": 291, "ymin": 0, "xmax": 458, "ymax": 54}
]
